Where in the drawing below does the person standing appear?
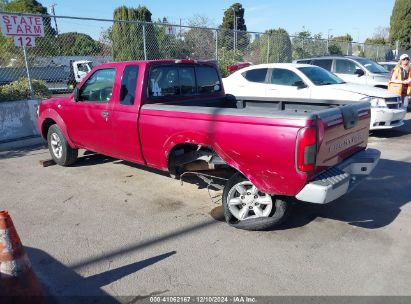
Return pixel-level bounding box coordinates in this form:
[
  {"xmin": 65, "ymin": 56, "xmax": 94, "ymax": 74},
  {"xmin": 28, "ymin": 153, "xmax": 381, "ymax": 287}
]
[{"xmin": 388, "ymin": 54, "xmax": 411, "ymax": 107}]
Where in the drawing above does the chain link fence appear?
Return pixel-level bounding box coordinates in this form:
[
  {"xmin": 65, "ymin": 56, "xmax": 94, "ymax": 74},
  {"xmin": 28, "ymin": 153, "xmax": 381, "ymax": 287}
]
[{"xmin": 0, "ymin": 12, "xmax": 397, "ymax": 97}]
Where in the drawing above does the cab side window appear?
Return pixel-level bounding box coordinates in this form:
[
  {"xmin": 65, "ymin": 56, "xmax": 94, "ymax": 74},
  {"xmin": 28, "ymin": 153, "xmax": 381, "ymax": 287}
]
[
  {"xmin": 336, "ymin": 59, "xmax": 361, "ymax": 74},
  {"xmin": 79, "ymin": 68, "xmax": 116, "ymax": 103},
  {"xmin": 120, "ymin": 65, "xmax": 139, "ymax": 105},
  {"xmin": 270, "ymin": 69, "xmax": 303, "ymax": 86}
]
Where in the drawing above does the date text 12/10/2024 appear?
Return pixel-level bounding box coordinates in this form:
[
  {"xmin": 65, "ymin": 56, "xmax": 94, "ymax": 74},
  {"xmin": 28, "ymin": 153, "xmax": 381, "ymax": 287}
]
[{"xmin": 149, "ymin": 296, "xmax": 257, "ymax": 303}]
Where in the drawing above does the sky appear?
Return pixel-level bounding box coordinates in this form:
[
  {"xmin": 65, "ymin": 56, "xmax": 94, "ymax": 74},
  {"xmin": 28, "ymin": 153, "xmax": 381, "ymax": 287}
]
[{"xmin": 35, "ymin": 0, "xmax": 395, "ymax": 42}]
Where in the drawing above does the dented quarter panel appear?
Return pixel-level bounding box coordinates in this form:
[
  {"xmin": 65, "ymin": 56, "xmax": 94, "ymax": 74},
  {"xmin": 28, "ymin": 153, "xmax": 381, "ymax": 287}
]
[{"xmin": 139, "ymin": 106, "xmax": 313, "ymax": 195}]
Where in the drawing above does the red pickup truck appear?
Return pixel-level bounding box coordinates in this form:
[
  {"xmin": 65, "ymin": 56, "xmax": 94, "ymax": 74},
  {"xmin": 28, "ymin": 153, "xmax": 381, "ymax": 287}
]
[{"xmin": 37, "ymin": 59, "xmax": 380, "ymax": 230}]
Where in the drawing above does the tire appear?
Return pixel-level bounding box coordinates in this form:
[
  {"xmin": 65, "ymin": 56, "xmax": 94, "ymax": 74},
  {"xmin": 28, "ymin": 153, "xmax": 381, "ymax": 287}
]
[
  {"xmin": 222, "ymin": 173, "xmax": 290, "ymax": 231},
  {"xmin": 47, "ymin": 124, "xmax": 78, "ymax": 166}
]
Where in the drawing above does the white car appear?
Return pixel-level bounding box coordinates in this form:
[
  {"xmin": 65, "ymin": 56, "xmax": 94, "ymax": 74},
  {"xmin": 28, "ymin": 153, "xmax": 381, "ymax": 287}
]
[
  {"xmin": 378, "ymin": 61, "xmax": 396, "ymax": 73},
  {"xmin": 223, "ymin": 63, "xmax": 406, "ymax": 130},
  {"xmin": 293, "ymin": 56, "xmax": 390, "ymax": 89}
]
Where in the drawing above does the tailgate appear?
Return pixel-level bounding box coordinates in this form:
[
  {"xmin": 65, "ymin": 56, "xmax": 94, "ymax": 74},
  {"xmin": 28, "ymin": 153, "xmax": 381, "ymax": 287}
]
[{"xmin": 315, "ymin": 102, "xmax": 370, "ymax": 172}]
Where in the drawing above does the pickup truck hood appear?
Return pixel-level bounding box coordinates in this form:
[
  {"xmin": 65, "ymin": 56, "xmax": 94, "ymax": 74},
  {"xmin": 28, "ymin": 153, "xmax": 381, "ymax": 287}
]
[{"xmin": 326, "ymin": 83, "xmax": 397, "ymax": 98}]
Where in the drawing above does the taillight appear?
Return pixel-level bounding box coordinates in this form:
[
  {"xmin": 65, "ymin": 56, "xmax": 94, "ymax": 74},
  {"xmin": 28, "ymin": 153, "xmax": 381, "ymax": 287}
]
[{"xmin": 296, "ymin": 127, "xmax": 317, "ymax": 173}]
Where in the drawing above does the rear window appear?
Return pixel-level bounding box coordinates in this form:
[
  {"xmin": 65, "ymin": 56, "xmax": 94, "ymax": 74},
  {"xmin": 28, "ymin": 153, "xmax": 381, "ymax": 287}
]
[
  {"xmin": 241, "ymin": 68, "xmax": 268, "ymax": 83},
  {"xmin": 148, "ymin": 64, "xmax": 220, "ymax": 98},
  {"xmin": 196, "ymin": 66, "xmax": 221, "ymax": 94}
]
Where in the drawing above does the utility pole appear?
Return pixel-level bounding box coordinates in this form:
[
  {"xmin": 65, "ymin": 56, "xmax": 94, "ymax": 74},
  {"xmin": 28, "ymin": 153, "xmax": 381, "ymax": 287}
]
[
  {"xmin": 327, "ymin": 28, "xmax": 332, "ymax": 55},
  {"xmin": 233, "ymin": 9, "xmax": 236, "ymax": 52},
  {"xmin": 50, "ymin": 4, "xmax": 59, "ymax": 36}
]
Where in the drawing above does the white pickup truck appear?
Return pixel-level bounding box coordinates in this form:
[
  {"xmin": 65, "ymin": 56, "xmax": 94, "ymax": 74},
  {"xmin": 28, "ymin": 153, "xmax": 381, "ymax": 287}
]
[{"xmin": 223, "ymin": 63, "xmax": 406, "ymax": 130}]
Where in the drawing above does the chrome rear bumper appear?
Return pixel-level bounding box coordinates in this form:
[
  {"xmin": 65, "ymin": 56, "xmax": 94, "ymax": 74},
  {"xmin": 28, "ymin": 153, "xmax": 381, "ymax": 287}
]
[{"xmin": 295, "ymin": 148, "xmax": 380, "ymax": 204}]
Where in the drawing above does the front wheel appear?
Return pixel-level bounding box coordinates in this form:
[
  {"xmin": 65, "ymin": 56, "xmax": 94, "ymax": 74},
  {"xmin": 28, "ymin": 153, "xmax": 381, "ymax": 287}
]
[
  {"xmin": 47, "ymin": 124, "xmax": 78, "ymax": 166},
  {"xmin": 222, "ymin": 173, "xmax": 290, "ymax": 230}
]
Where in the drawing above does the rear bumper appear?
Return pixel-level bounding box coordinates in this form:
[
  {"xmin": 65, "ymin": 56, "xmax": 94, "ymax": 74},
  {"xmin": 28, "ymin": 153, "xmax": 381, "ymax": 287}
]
[
  {"xmin": 295, "ymin": 148, "xmax": 380, "ymax": 204},
  {"xmin": 370, "ymin": 108, "xmax": 406, "ymax": 130}
]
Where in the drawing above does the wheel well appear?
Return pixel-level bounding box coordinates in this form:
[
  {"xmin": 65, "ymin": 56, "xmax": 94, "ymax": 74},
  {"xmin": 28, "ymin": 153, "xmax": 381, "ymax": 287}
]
[
  {"xmin": 167, "ymin": 144, "xmax": 236, "ymax": 177},
  {"xmin": 42, "ymin": 118, "xmax": 57, "ymax": 138}
]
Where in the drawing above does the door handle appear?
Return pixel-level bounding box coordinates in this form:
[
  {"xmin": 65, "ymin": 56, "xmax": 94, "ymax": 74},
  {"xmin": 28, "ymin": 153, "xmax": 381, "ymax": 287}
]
[{"xmin": 101, "ymin": 111, "xmax": 109, "ymax": 117}]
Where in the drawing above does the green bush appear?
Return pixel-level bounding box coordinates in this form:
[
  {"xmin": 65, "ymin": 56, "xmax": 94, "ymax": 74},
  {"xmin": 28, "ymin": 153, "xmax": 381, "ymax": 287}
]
[{"xmin": 0, "ymin": 78, "xmax": 51, "ymax": 102}]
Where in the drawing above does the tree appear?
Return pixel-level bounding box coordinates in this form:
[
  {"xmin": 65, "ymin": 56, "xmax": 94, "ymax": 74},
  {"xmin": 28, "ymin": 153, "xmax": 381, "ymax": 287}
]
[
  {"xmin": 292, "ymin": 29, "xmax": 326, "ymax": 59},
  {"xmin": 184, "ymin": 15, "xmax": 215, "ymax": 60},
  {"xmin": 372, "ymin": 26, "xmax": 390, "ymax": 43},
  {"xmin": 219, "ymin": 3, "xmax": 249, "ymax": 51},
  {"xmin": 112, "ymin": 5, "xmax": 160, "ymax": 61},
  {"xmin": 259, "ymin": 28, "xmax": 292, "ymax": 63},
  {"xmin": 332, "ymin": 34, "xmax": 353, "ymax": 42},
  {"xmin": 0, "ymin": 0, "xmax": 9, "ymax": 10},
  {"xmin": 329, "ymin": 34, "xmax": 353, "ymax": 55},
  {"xmin": 56, "ymin": 32, "xmax": 100, "ymax": 56},
  {"xmin": 390, "ymin": 0, "xmax": 411, "ymax": 50},
  {"xmin": 155, "ymin": 17, "xmax": 190, "ymax": 59},
  {"xmin": 97, "ymin": 27, "xmax": 113, "ymax": 56}
]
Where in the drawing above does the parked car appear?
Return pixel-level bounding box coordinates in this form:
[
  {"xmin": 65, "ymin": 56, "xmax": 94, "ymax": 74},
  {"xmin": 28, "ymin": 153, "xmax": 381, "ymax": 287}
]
[
  {"xmin": 223, "ymin": 63, "xmax": 406, "ymax": 130},
  {"xmin": 37, "ymin": 59, "xmax": 380, "ymax": 231},
  {"xmin": 293, "ymin": 56, "xmax": 390, "ymax": 89},
  {"xmin": 378, "ymin": 61, "xmax": 397, "ymax": 73},
  {"xmin": 226, "ymin": 62, "xmax": 252, "ymax": 74}
]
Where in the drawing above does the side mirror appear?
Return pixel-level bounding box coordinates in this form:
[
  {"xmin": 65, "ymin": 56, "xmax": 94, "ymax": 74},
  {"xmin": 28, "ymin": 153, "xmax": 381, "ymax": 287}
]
[
  {"xmin": 73, "ymin": 87, "xmax": 79, "ymax": 102},
  {"xmin": 293, "ymin": 80, "xmax": 307, "ymax": 89},
  {"xmin": 355, "ymin": 69, "xmax": 365, "ymax": 77}
]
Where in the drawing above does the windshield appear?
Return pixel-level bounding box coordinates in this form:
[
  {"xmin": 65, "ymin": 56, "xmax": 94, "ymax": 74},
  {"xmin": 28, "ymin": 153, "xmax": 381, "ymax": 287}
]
[
  {"xmin": 298, "ymin": 66, "xmax": 345, "ymax": 85},
  {"xmin": 356, "ymin": 58, "xmax": 389, "ymax": 74}
]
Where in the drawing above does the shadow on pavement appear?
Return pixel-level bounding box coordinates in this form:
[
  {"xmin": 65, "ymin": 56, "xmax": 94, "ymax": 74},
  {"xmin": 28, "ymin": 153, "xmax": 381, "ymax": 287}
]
[
  {"xmin": 26, "ymin": 247, "xmax": 176, "ymax": 303},
  {"xmin": 0, "ymin": 144, "xmax": 46, "ymax": 160},
  {"xmin": 278, "ymin": 158, "xmax": 411, "ymax": 230},
  {"xmin": 24, "ymin": 218, "xmax": 220, "ymax": 302}
]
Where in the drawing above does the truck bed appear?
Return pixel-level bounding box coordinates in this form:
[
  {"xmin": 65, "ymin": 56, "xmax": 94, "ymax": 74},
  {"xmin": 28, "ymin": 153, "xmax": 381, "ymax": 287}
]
[{"xmin": 139, "ymin": 96, "xmax": 370, "ymax": 195}]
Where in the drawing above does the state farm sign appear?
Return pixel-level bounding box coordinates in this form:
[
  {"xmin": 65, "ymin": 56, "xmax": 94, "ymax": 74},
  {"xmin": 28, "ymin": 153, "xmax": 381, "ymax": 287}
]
[{"xmin": 0, "ymin": 14, "xmax": 45, "ymax": 47}]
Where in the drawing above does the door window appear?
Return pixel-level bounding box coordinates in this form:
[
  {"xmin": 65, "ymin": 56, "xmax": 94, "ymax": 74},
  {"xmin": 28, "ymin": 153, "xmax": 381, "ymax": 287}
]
[
  {"xmin": 311, "ymin": 59, "xmax": 332, "ymax": 71},
  {"xmin": 270, "ymin": 69, "xmax": 303, "ymax": 86},
  {"xmin": 77, "ymin": 63, "xmax": 91, "ymax": 73},
  {"xmin": 120, "ymin": 65, "xmax": 139, "ymax": 105},
  {"xmin": 335, "ymin": 59, "xmax": 361, "ymax": 74},
  {"xmin": 79, "ymin": 68, "xmax": 116, "ymax": 103}
]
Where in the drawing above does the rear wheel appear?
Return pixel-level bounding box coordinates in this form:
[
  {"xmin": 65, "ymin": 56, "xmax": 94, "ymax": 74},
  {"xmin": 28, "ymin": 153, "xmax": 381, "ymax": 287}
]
[
  {"xmin": 47, "ymin": 124, "xmax": 78, "ymax": 166},
  {"xmin": 222, "ymin": 173, "xmax": 290, "ymax": 230}
]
